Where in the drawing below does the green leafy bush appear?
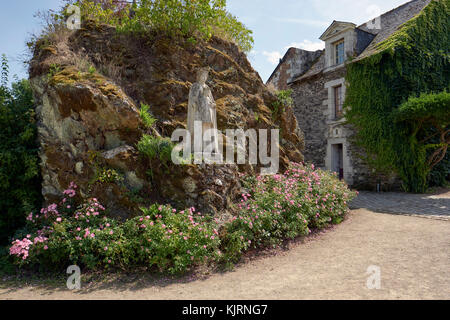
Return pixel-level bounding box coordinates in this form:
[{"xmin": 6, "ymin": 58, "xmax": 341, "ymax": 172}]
[
  {"xmin": 139, "ymin": 103, "xmax": 156, "ymax": 129},
  {"xmin": 63, "ymin": 0, "xmax": 254, "ymax": 52},
  {"xmin": 394, "ymin": 91, "xmax": 449, "ymax": 186},
  {"xmin": 0, "ymin": 55, "xmax": 42, "ymax": 245},
  {"xmin": 62, "ymin": 0, "xmax": 129, "ymax": 26},
  {"xmin": 428, "ymin": 151, "xmax": 450, "ymax": 187},
  {"xmin": 272, "ymin": 89, "xmax": 293, "ymax": 117},
  {"xmin": 221, "ymin": 163, "xmax": 356, "ymax": 263},
  {"xmin": 96, "ymin": 168, "xmax": 124, "ymax": 184},
  {"xmin": 9, "ymin": 182, "xmax": 220, "ymax": 274},
  {"xmin": 123, "ymin": 205, "xmax": 221, "ymax": 273},
  {"xmin": 344, "ymin": 0, "xmax": 449, "ymax": 192},
  {"xmin": 88, "ymin": 65, "xmax": 96, "ymax": 74},
  {"xmin": 85, "ymin": 151, "xmax": 125, "ymax": 187},
  {"xmin": 137, "ymin": 134, "xmax": 175, "ymax": 168}
]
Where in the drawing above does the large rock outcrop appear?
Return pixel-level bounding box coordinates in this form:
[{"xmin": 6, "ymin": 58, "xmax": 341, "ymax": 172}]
[{"xmin": 29, "ymin": 20, "xmax": 305, "ymax": 217}]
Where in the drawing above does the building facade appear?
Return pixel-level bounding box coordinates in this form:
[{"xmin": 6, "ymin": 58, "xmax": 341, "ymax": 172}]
[
  {"xmin": 267, "ymin": 0, "xmax": 431, "ymax": 189},
  {"xmin": 266, "ymin": 48, "xmax": 322, "ymax": 91}
]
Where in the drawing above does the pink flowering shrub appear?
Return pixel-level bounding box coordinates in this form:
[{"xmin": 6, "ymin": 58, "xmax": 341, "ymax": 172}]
[
  {"xmin": 9, "ymin": 183, "xmax": 122, "ymax": 269},
  {"xmin": 9, "ymin": 182, "xmax": 220, "ymax": 274},
  {"xmin": 9, "ymin": 238, "xmax": 33, "ymax": 261},
  {"xmin": 120, "ymin": 205, "xmax": 221, "ymax": 274},
  {"xmin": 221, "ymin": 163, "xmax": 357, "ymax": 263},
  {"xmin": 9, "ymin": 164, "xmax": 356, "ymax": 273}
]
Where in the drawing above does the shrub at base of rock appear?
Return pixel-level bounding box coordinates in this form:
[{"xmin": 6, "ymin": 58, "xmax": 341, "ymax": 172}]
[{"xmin": 8, "ymin": 163, "xmax": 356, "ymax": 274}]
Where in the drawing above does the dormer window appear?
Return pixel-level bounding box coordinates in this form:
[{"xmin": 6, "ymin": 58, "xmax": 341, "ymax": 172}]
[
  {"xmin": 335, "ymin": 40, "xmax": 345, "ymax": 65},
  {"xmin": 320, "ymin": 21, "xmax": 356, "ymax": 69}
]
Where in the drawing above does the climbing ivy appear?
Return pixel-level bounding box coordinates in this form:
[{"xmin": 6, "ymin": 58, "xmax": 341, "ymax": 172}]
[
  {"xmin": 272, "ymin": 89, "xmax": 293, "ymax": 116},
  {"xmin": 344, "ymin": 0, "xmax": 450, "ymax": 193}
]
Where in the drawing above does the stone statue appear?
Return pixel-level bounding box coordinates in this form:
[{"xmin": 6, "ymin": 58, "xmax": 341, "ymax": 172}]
[{"xmin": 187, "ymin": 68, "xmax": 220, "ymax": 156}]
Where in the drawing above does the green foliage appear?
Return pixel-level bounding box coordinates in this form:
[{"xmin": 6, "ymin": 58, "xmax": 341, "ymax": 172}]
[
  {"xmin": 0, "ymin": 245, "xmax": 16, "ymax": 275},
  {"xmin": 96, "ymin": 168, "xmax": 124, "ymax": 184},
  {"xmin": 47, "ymin": 63, "xmax": 61, "ymax": 79},
  {"xmin": 125, "ymin": 188, "xmax": 146, "ymax": 204},
  {"xmin": 126, "ymin": 205, "xmax": 220, "ymax": 274},
  {"xmin": 395, "ymin": 91, "xmax": 449, "ymax": 180},
  {"xmin": 394, "ymin": 91, "xmax": 450, "ymax": 124},
  {"xmin": 137, "ymin": 134, "xmax": 175, "ymax": 168},
  {"xmin": 62, "ymin": 0, "xmax": 128, "ymax": 26},
  {"xmin": 272, "ymin": 89, "xmax": 293, "ymax": 118},
  {"xmin": 67, "ymin": 0, "xmax": 254, "ymax": 52},
  {"xmin": 0, "ymin": 56, "xmax": 42, "ymax": 245},
  {"xmin": 139, "ymin": 103, "xmax": 156, "ymax": 129},
  {"xmin": 88, "ymin": 65, "xmax": 96, "ymax": 74},
  {"xmin": 220, "ymin": 163, "xmax": 356, "ymax": 265},
  {"xmin": 344, "ymin": 0, "xmax": 450, "ymax": 193},
  {"xmin": 86, "ymin": 151, "xmax": 124, "ymax": 187},
  {"xmin": 428, "ymin": 151, "xmax": 450, "ymax": 187}
]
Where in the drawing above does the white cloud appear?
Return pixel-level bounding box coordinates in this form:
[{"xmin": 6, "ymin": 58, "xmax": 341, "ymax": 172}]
[
  {"xmin": 262, "ymin": 51, "xmax": 283, "ymax": 65},
  {"xmin": 285, "ymin": 40, "xmax": 325, "ymax": 51}
]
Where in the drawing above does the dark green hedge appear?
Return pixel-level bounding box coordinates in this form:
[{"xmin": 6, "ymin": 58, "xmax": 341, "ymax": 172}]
[{"xmin": 0, "ymin": 55, "xmax": 42, "ymax": 245}]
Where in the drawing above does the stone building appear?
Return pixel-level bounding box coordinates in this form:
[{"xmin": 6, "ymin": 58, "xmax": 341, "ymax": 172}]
[
  {"xmin": 267, "ymin": 0, "xmax": 431, "ymax": 189},
  {"xmin": 267, "ymin": 48, "xmax": 322, "ymax": 91}
]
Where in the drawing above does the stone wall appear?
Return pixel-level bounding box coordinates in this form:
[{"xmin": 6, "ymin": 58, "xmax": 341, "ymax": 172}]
[
  {"xmin": 345, "ymin": 136, "xmax": 401, "ymax": 191},
  {"xmin": 267, "ymin": 48, "xmax": 322, "ymax": 90},
  {"xmin": 290, "ymin": 67, "xmax": 347, "ymax": 168},
  {"xmin": 289, "ymin": 66, "xmax": 400, "ymax": 190}
]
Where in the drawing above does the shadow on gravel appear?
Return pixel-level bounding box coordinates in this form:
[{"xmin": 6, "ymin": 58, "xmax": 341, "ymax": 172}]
[
  {"xmin": 0, "ymin": 221, "xmax": 343, "ymax": 297},
  {"xmin": 350, "ymin": 189, "xmax": 450, "ymax": 219}
]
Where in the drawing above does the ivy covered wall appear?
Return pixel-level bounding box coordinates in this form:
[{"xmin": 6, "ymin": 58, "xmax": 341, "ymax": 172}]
[{"xmin": 344, "ymin": 0, "xmax": 450, "ymax": 192}]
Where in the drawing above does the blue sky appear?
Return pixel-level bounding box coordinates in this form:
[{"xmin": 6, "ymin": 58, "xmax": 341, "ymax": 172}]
[{"xmin": 0, "ymin": 0, "xmax": 407, "ymax": 84}]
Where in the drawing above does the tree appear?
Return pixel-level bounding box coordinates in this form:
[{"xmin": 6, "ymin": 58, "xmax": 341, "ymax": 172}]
[
  {"xmin": 0, "ymin": 55, "xmax": 42, "ymax": 245},
  {"xmin": 395, "ymin": 91, "xmax": 450, "ymax": 171}
]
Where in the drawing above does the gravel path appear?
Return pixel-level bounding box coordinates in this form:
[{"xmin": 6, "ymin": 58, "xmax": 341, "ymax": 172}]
[
  {"xmin": 1, "ymin": 208, "xmax": 449, "ymax": 300},
  {"xmin": 350, "ymin": 189, "xmax": 450, "ymax": 220}
]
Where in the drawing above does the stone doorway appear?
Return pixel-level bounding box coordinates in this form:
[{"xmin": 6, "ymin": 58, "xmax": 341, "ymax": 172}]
[{"xmin": 332, "ymin": 143, "xmax": 344, "ymax": 180}]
